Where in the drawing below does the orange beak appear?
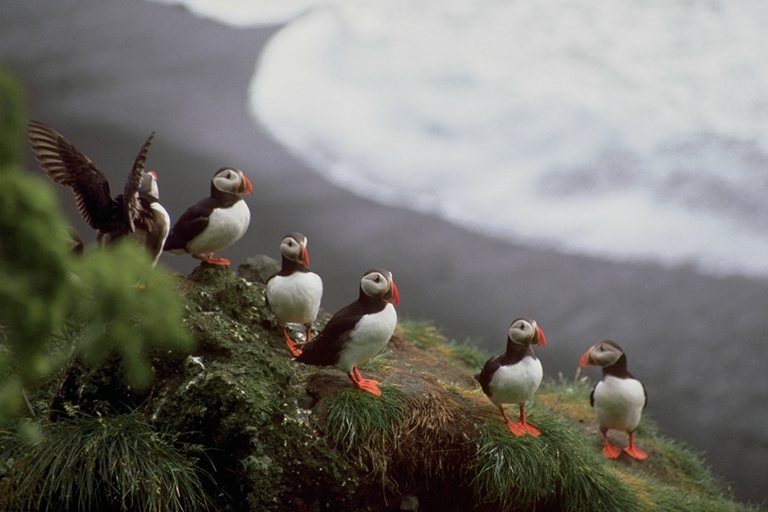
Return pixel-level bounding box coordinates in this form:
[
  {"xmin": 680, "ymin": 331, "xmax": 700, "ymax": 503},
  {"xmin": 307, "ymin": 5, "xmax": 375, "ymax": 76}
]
[
  {"xmin": 388, "ymin": 279, "xmax": 400, "ymax": 306},
  {"xmin": 300, "ymin": 242, "xmax": 310, "ymax": 267},
  {"xmin": 579, "ymin": 350, "xmax": 592, "ymax": 367},
  {"xmin": 535, "ymin": 325, "xmax": 547, "ymax": 347},
  {"xmin": 240, "ymin": 174, "xmax": 254, "ymax": 195}
]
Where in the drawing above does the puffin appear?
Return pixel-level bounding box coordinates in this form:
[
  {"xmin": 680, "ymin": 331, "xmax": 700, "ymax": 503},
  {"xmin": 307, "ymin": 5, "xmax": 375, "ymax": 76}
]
[
  {"xmin": 27, "ymin": 120, "xmax": 170, "ymax": 265},
  {"xmin": 163, "ymin": 167, "xmax": 253, "ymax": 266},
  {"xmin": 579, "ymin": 340, "xmax": 648, "ymax": 460},
  {"xmin": 295, "ymin": 268, "xmax": 399, "ymax": 397},
  {"xmin": 475, "ymin": 318, "xmax": 547, "ymax": 437},
  {"xmin": 265, "ymin": 232, "xmax": 323, "ymax": 357}
]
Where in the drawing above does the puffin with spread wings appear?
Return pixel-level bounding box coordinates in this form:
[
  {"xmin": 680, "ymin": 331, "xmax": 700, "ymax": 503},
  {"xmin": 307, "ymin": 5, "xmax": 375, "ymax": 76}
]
[{"xmin": 28, "ymin": 120, "xmax": 170, "ymax": 265}]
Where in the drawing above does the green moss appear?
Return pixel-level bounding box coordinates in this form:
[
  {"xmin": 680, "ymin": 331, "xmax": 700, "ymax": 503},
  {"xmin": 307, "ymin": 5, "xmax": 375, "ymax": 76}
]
[{"xmin": 151, "ymin": 266, "xmax": 369, "ymax": 511}]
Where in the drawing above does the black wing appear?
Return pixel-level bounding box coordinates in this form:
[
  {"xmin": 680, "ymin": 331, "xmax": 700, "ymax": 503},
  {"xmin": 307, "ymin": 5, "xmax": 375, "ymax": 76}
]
[
  {"xmin": 122, "ymin": 131, "xmax": 155, "ymax": 233},
  {"xmin": 28, "ymin": 120, "xmax": 119, "ymax": 231},
  {"xmin": 163, "ymin": 197, "xmax": 216, "ymax": 251},
  {"xmin": 590, "ymin": 385, "xmax": 596, "ymax": 408},
  {"xmin": 474, "ymin": 355, "xmax": 503, "ymax": 397},
  {"xmin": 295, "ymin": 301, "xmax": 365, "ymax": 367},
  {"xmin": 641, "ymin": 381, "xmax": 648, "ymax": 409}
]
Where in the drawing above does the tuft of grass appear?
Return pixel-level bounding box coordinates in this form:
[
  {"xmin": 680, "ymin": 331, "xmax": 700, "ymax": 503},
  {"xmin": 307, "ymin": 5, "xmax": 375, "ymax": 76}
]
[
  {"xmin": 3, "ymin": 414, "xmax": 211, "ymax": 512},
  {"xmin": 472, "ymin": 405, "xmax": 639, "ymax": 512},
  {"xmin": 323, "ymin": 386, "xmax": 407, "ymax": 480}
]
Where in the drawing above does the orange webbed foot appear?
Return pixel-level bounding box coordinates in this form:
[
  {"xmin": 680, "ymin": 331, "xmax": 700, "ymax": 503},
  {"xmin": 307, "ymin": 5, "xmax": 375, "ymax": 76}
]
[
  {"xmin": 348, "ymin": 367, "xmax": 382, "ymax": 397},
  {"xmin": 195, "ymin": 253, "xmax": 231, "ymax": 266},
  {"xmin": 602, "ymin": 441, "xmax": 622, "ymax": 459},
  {"xmin": 520, "ymin": 422, "xmax": 541, "ymax": 437},
  {"xmin": 354, "ymin": 379, "xmax": 382, "ymax": 396},
  {"xmin": 282, "ymin": 330, "xmax": 303, "ymax": 357},
  {"xmin": 505, "ymin": 421, "xmax": 526, "ymax": 437},
  {"xmin": 624, "ymin": 445, "xmax": 648, "ymax": 460},
  {"xmin": 625, "ymin": 432, "xmax": 648, "ymax": 460}
]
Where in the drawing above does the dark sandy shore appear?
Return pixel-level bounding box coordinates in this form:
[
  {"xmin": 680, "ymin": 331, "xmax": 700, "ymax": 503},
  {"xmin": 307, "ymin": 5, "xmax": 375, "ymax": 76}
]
[{"xmin": 2, "ymin": 0, "xmax": 767, "ymax": 503}]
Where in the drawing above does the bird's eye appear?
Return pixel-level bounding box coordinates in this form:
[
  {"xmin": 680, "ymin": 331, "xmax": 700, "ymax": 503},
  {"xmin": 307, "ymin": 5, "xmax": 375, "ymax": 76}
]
[{"xmin": 374, "ymin": 275, "xmax": 381, "ymax": 283}]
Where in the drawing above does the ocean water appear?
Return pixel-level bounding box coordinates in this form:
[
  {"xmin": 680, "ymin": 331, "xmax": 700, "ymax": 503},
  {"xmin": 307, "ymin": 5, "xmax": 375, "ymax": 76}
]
[{"xmin": 149, "ymin": 0, "xmax": 768, "ymax": 278}]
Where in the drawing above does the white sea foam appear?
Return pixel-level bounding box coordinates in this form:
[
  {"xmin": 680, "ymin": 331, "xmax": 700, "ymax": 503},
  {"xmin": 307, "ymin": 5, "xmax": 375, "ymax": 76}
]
[{"xmin": 148, "ymin": 0, "xmax": 768, "ymax": 278}]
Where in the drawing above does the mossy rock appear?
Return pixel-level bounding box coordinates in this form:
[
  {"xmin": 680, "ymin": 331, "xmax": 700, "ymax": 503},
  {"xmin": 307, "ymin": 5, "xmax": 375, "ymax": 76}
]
[{"xmin": 5, "ymin": 264, "xmax": 756, "ymax": 512}]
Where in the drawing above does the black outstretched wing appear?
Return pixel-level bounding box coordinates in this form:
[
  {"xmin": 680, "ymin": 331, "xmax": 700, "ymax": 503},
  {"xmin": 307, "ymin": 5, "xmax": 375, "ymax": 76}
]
[
  {"xmin": 28, "ymin": 120, "xmax": 120, "ymax": 231},
  {"xmin": 122, "ymin": 131, "xmax": 155, "ymax": 233},
  {"xmin": 295, "ymin": 301, "xmax": 365, "ymax": 367}
]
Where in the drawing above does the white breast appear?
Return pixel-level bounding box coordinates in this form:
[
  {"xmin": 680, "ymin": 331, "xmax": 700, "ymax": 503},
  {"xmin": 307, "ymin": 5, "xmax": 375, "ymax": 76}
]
[
  {"xmin": 266, "ymin": 272, "xmax": 323, "ymax": 325},
  {"xmin": 148, "ymin": 202, "xmax": 171, "ymax": 265},
  {"xmin": 488, "ymin": 356, "xmax": 543, "ymax": 406},
  {"xmin": 593, "ymin": 376, "xmax": 645, "ymax": 431},
  {"xmin": 187, "ymin": 200, "xmax": 250, "ymax": 254},
  {"xmin": 336, "ymin": 304, "xmax": 397, "ymax": 373}
]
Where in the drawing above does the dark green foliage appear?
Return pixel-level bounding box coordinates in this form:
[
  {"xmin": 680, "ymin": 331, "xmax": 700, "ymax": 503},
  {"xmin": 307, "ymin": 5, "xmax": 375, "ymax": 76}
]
[
  {"xmin": 0, "ymin": 171, "xmax": 74, "ymax": 420},
  {"xmin": 472, "ymin": 406, "xmax": 639, "ymax": 512},
  {"xmin": 3, "ymin": 415, "xmax": 211, "ymax": 512},
  {"xmin": 71, "ymin": 242, "xmax": 193, "ymax": 388},
  {"xmin": 0, "ymin": 172, "xmax": 72, "ymax": 368},
  {"xmin": 0, "ymin": 168, "xmax": 192, "ymax": 420}
]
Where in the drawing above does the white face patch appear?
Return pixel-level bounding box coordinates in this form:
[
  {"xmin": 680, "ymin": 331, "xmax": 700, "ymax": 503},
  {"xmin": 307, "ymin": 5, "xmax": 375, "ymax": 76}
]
[
  {"xmin": 212, "ymin": 168, "xmax": 242, "ymax": 194},
  {"xmin": 280, "ymin": 236, "xmax": 302, "ymax": 261},
  {"xmin": 360, "ymin": 271, "xmax": 389, "ymax": 298},
  {"xmin": 507, "ymin": 319, "xmax": 536, "ymax": 345},
  {"xmin": 589, "ymin": 342, "xmax": 623, "ymax": 367}
]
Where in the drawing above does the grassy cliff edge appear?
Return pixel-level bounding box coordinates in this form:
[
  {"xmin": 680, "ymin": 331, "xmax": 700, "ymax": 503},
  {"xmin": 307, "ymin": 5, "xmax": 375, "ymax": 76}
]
[{"xmin": 4, "ymin": 265, "xmax": 755, "ymax": 511}]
